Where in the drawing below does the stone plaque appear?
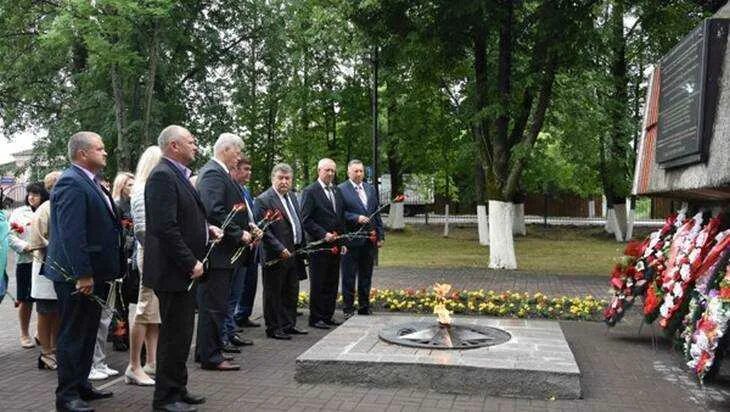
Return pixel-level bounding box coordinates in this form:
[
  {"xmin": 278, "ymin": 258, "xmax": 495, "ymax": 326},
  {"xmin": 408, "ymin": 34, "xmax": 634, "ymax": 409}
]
[{"xmin": 656, "ymin": 18, "xmax": 729, "ymax": 169}]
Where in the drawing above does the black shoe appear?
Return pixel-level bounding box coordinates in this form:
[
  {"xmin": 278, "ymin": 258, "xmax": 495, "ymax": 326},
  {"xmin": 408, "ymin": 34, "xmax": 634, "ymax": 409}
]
[
  {"xmin": 283, "ymin": 327, "xmax": 308, "ymax": 335},
  {"xmin": 266, "ymin": 331, "xmax": 292, "ymax": 340},
  {"xmin": 343, "ymin": 312, "xmax": 355, "ymax": 320},
  {"xmin": 323, "ymin": 318, "xmax": 341, "ymax": 326},
  {"xmin": 79, "ymin": 388, "xmax": 113, "ymax": 401},
  {"xmin": 56, "ymin": 399, "xmax": 93, "ymax": 412},
  {"xmin": 230, "ymin": 334, "xmax": 254, "ymax": 346},
  {"xmin": 222, "ymin": 343, "xmax": 242, "ymax": 353},
  {"xmin": 181, "ymin": 392, "xmax": 206, "ymax": 405},
  {"xmin": 237, "ymin": 318, "xmax": 260, "ymax": 327},
  {"xmin": 357, "ymin": 307, "xmax": 372, "ymax": 315},
  {"xmin": 154, "ymin": 401, "xmax": 197, "ymax": 412},
  {"xmin": 309, "ymin": 320, "xmax": 330, "ymax": 330},
  {"xmin": 200, "ymin": 360, "xmax": 240, "ymax": 371}
]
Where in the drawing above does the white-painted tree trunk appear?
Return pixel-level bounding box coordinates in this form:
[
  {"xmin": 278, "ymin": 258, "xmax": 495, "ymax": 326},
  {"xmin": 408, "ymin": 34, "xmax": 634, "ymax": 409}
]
[
  {"xmin": 443, "ymin": 204, "xmax": 450, "ymax": 237},
  {"xmin": 477, "ymin": 204, "xmax": 489, "ymax": 245},
  {"xmin": 488, "ymin": 200, "xmax": 517, "ymax": 269},
  {"xmin": 625, "ymin": 205, "xmax": 635, "ymax": 241},
  {"xmin": 613, "ymin": 202, "xmax": 627, "ymax": 242},
  {"xmin": 388, "ymin": 202, "xmax": 405, "ymax": 230},
  {"xmin": 605, "ymin": 208, "xmax": 615, "ymax": 234},
  {"xmin": 588, "ymin": 200, "xmax": 596, "ymax": 218},
  {"xmin": 512, "ymin": 203, "xmax": 526, "ymax": 236}
]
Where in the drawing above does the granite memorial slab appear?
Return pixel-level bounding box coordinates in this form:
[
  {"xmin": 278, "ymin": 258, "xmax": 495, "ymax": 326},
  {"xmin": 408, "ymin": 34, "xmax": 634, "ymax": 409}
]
[{"xmin": 295, "ymin": 314, "xmax": 581, "ymax": 399}]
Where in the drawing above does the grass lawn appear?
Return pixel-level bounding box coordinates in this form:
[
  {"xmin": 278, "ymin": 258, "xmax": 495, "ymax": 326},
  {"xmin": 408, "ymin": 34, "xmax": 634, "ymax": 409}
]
[{"xmin": 378, "ymin": 224, "xmax": 652, "ymax": 276}]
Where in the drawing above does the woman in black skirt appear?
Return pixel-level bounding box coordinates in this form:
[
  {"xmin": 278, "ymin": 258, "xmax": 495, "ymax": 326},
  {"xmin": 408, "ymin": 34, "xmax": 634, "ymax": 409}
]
[{"xmin": 8, "ymin": 182, "xmax": 48, "ymax": 348}]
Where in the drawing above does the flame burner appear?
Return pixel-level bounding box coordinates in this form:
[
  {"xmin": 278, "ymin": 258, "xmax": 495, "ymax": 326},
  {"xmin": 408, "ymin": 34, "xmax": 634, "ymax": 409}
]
[{"xmin": 379, "ymin": 321, "xmax": 511, "ymax": 349}]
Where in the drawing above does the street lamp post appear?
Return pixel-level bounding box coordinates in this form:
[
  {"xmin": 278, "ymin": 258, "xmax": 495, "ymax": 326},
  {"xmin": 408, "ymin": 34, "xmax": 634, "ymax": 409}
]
[{"xmin": 371, "ymin": 46, "xmax": 379, "ymax": 195}]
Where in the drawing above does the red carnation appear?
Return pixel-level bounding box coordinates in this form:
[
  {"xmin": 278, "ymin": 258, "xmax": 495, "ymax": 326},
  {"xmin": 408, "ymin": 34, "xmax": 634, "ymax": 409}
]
[
  {"xmin": 113, "ymin": 320, "xmax": 127, "ymax": 337},
  {"xmin": 10, "ymin": 222, "xmax": 24, "ymax": 235},
  {"xmin": 393, "ymin": 194, "xmax": 406, "ymax": 203},
  {"xmin": 368, "ymin": 230, "xmax": 378, "ymax": 245},
  {"xmin": 624, "ymin": 240, "xmax": 644, "ymax": 258},
  {"xmin": 330, "ymin": 246, "xmax": 340, "ymax": 255},
  {"xmin": 121, "ymin": 218, "xmax": 133, "ymax": 230},
  {"xmin": 643, "ymin": 286, "xmax": 660, "ymax": 315}
]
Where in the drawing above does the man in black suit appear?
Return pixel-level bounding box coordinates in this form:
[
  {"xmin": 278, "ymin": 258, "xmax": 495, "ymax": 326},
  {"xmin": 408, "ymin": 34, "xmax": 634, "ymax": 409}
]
[
  {"xmin": 195, "ymin": 133, "xmax": 255, "ymax": 371},
  {"xmin": 47, "ymin": 132, "xmax": 122, "ymax": 412},
  {"xmin": 256, "ymin": 163, "xmax": 308, "ymax": 340},
  {"xmin": 338, "ymin": 160, "xmax": 384, "ymax": 318},
  {"xmin": 143, "ymin": 125, "xmax": 221, "ymax": 412},
  {"xmin": 300, "ymin": 158, "xmax": 346, "ymax": 330}
]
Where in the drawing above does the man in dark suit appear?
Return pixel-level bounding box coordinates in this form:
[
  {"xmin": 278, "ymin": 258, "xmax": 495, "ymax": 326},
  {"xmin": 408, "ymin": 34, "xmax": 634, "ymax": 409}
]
[
  {"xmin": 143, "ymin": 125, "xmax": 220, "ymax": 412},
  {"xmin": 231, "ymin": 157, "xmax": 262, "ymax": 328},
  {"xmin": 256, "ymin": 163, "xmax": 308, "ymax": 340},
  {"xmin": 47, "ymin": 131, "xmax": 122, "ymax": 412},
  {"xmin": 300, "ymin": 158, "xmax": 346, "ymax": 330},
  {"xmin": 195, "ymin": 133, "xmax": 255, "ymax": 371},
  {"xmin": 338, "ymin": 160, "xmax": 384, "ymax": 318}
]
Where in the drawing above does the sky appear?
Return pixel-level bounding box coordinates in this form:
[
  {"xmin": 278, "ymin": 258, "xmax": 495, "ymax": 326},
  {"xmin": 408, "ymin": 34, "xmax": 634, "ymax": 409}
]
[{"xmin": 0, "ymin": 131, "xmax": 40, "ymax": 164}]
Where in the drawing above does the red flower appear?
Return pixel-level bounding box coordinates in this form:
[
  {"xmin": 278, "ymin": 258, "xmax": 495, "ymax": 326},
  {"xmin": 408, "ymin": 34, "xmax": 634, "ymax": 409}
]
[
  {"xmin": 121, "ymin": 218, "xmax": 133, "ymax": 230},
  {"xmin": 696, "ymin": 352, "xmax": 711, "ymax": 374},
  {"xmin": 610, "ymin": 264, "xmax": 623, "ymax": 279},
  {"xmin": 624, "ymin": 240, "xmax": 644, "ymax": 258},
  {"xmin": 643, "ymin": 286, "xmax": 660, "ymax": 315},
  {"xmin": 610, "ymin": 277, "xmax": 624, "ymax": 291},
  {"xmin": 368, "ymin": 230, "xmax": 378, "ymax": 245},
  {"xmin": 113, "ymin": 320, "xmax": 127, "ymax": 337},
  {"xmin": 330, "ymin": 246, "xmax": 340, "ymax": 255},
  {"xmin": 720, "ymin": 288, "xmax": 730, "ymax": 300},
  {"xmin": 272, "ymin": 209, "xmax": 283, "ymax": 221},
  {"xmin": 10, "ymin": 222, "xmax": 24, "ymax": 235},
  {"xmin": 393, "ymin": 194, "xmax": 406, "ymax": 203}
]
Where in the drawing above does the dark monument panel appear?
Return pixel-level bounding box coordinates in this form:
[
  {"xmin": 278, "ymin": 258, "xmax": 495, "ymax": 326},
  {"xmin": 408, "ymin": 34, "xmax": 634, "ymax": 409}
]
[{"xmin": 656, "ymin": 19, "xmax": 729, "ymax": 168}]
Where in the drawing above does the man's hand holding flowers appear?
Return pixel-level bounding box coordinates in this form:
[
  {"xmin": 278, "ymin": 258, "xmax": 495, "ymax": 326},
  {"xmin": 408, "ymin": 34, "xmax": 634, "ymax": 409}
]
[
  {"xmin": 76, "ymin": 276, "xmax": 94, "ymax": 296},
  {"xmin": 208, "ymin": 224, "xmax": 223, "ymax": 241}
]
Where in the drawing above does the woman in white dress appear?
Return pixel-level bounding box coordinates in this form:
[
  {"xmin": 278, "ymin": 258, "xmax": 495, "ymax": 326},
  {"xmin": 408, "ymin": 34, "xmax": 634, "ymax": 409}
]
[
  {"xmin": 29, "ymin": 171, "xmax": 62, "ymax": 369},
  {"xmin": 125, "ymin": 145, "xmax": 162, "ymax": 386}
]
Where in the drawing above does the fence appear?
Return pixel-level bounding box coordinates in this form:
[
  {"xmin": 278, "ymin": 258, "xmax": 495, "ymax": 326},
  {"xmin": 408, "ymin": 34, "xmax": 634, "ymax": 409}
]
[{"xmin": 380, "ymin": 211, "xmax": 664, "ymax": 228}]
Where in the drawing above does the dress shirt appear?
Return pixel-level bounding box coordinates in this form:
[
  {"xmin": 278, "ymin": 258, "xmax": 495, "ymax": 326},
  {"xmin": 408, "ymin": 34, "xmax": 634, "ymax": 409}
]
[
  {"xmin": 274, "ymin": 188, "xmax": 301, "ymax": 245},
  {"xmin": 350, "ymin": 180, "xmax": 368, "ymax": 208},
  {"xmin": 73, "ymin": 163, "xmax": 113, "ymax": 212},
  {"xmin": 318, "ymin": 178, "xmax": 337, "ymax": 212}
]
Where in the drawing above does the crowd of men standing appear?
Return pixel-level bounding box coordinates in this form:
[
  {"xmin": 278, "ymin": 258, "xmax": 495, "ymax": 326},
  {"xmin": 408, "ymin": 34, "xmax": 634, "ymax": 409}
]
[{"xmin": 17, "ymin": 125, "xmax": 384, "ymax": 412}]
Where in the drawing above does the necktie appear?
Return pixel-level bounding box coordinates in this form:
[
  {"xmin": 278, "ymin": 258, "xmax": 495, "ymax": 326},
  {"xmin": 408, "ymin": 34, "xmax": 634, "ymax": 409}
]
[
  {"xmin": 242, "ymin": 186, "xmax": 254, "ymax": 221},
  {"xmin": 325, "ymin": 186, "xmax": 337, "ymax": 213},
  {"xmin": 356, "ymin": 184, "xmax": 368, "ymax": 208},
  {"xmin": 284, "ymin": 194, "xmax": 302, "ymax": 244}
]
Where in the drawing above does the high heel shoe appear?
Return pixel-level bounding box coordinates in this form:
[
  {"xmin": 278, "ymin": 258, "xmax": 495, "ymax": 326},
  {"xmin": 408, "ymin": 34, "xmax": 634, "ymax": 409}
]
[
  {"xmin": 124, "ymin": 365, "xmax": 155, "ymax": 386},
  {"xmin": 38, "ymin": 353, "xmax": 57, "ymax": 370}
]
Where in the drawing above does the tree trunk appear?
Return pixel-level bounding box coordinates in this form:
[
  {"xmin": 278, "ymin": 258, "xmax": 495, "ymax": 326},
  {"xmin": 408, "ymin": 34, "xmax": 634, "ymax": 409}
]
[
  {"xmin": 488, "ymin": 200, "xmax": 516, "ymax": 269},
  {"xmin": 142, "ymin": 22, "xmax": 160, "ymax": 147},
  {"xmin": 110, "ymin": 64, "xmax": 129, "ymax": 172},
  {"xmin": 613, "ymin": 200, "xmax": 627, "ymax": 242}
]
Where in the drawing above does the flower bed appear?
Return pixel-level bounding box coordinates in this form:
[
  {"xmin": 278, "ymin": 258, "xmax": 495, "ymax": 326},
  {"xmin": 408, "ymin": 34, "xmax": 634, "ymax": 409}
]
[{"xmin": 297, "ymin": 289, "xmax": 607, "ymax": 321}]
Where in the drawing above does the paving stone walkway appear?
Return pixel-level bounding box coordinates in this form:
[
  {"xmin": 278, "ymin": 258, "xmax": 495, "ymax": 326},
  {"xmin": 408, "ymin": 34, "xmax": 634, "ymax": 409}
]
[{"xmin": 0, "ymin": 267, "xmax": 728, "ymax": 411}]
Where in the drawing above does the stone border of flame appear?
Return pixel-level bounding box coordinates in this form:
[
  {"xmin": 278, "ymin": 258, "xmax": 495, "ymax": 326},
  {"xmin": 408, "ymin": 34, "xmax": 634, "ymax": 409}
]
[{"xmin": 295, "ymin": 314, "xmax": 581, "ymax": 399}]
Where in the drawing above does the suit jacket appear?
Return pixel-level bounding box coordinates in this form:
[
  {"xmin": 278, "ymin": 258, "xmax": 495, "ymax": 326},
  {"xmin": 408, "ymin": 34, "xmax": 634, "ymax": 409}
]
[
  {"xmin": 255, "ymin": 187, "xmax": 306, "ymax": 277},
  {"xmin": 196, "ymin": 159, "xmax": 252, "ymax": 269},
  {"xmin": 142, "ymin": 158, "xmax": 208, "ymax": 292},
  {"xmin": 338, "ymin": 180, "xmax": 384, "ymax": 247},
  {"xmin": 300, "ymin": 181, "xmax": 345, "ymax": 243},
  {"xmin": 46, "ymin": 165, "xmax": 123, "ymax": 282}
]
